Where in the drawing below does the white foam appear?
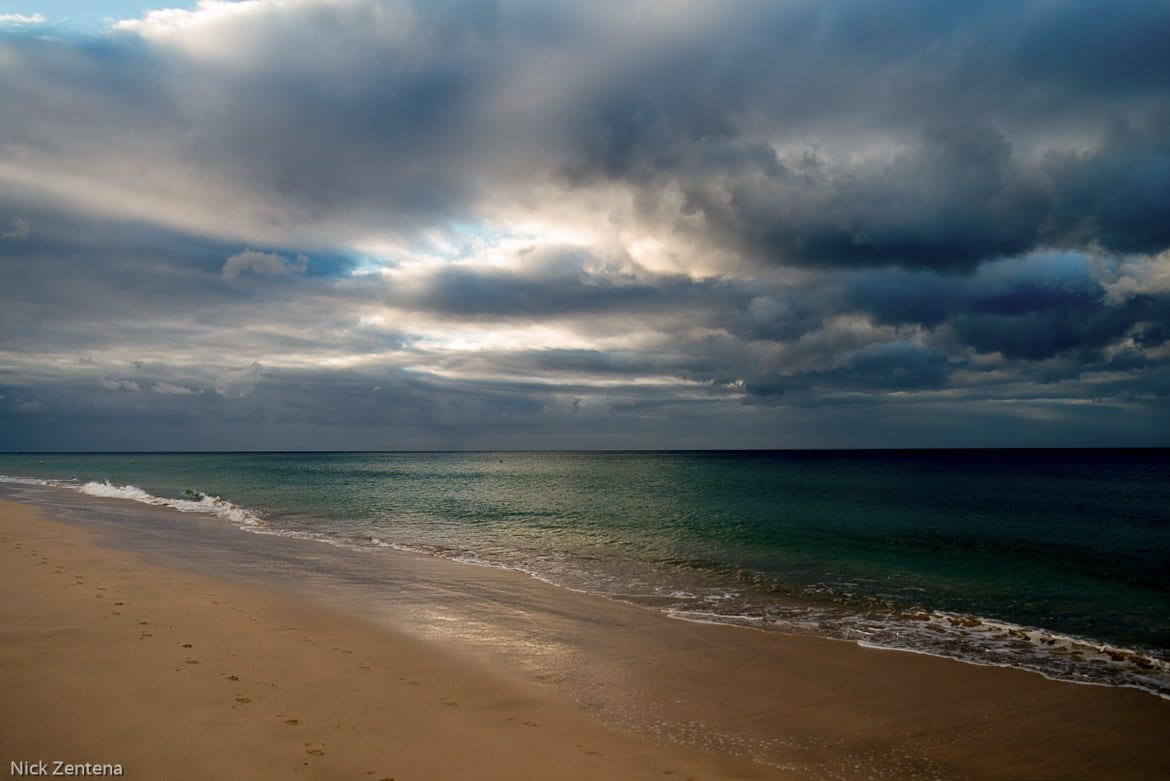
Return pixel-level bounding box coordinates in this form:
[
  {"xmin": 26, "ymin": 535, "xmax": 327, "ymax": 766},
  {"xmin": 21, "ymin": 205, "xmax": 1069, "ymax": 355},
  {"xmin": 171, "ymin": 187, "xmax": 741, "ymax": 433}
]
[
  {"xmin": 836, "ymin": 608, "xmax": 1170, "ymax": 701},
  {"xmin": 77, "ymin": 480, "xmax": 266, "ymax": 528},
  {"xmin": 0, "ymin": 475, "xmax": 62, "ymax": 487},
  {"xmin": 79, "ymin": 481, "xmax": 156, "ymax": 503}
]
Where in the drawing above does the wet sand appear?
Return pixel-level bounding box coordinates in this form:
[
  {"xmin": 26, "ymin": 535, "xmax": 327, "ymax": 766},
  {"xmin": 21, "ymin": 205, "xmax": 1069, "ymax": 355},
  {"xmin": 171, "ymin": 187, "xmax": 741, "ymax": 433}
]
[{"xmin": 2, "ymin": 497, "xmax": 1169, "ymax": 780}]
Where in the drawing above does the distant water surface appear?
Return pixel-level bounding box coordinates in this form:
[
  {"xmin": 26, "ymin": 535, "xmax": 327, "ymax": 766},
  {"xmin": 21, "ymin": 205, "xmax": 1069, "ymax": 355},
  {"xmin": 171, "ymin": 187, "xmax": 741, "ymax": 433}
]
[{"xmin": 2, "ymin": 449, "xmax": 1167, "ymax": 697}]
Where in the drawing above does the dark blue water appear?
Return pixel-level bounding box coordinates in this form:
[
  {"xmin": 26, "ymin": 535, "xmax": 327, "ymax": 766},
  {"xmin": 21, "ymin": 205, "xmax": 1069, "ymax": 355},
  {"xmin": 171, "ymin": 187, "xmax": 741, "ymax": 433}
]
[{"xmin": 2, "ymin": 449, "xmax": 1168, "ymax": 696}]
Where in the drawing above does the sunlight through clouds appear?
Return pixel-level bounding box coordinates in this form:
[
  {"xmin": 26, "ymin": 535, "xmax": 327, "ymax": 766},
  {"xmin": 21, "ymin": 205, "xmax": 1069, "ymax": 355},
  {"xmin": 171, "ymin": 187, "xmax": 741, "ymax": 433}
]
[{"xmin": 1, "ymin": 0, "xmax": 1168, "ymax": 448}]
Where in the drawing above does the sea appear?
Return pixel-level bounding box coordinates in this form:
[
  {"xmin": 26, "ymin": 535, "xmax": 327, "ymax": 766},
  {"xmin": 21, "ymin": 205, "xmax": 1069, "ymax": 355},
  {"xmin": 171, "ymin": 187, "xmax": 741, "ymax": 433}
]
[{"xmin": 2, "ymin": 449, "xmax": 1168, "ymax": 699}]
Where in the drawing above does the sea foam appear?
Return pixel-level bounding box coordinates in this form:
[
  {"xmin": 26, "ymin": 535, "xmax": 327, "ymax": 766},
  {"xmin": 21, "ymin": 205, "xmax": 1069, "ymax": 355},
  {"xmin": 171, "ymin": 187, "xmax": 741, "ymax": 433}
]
[
  {"xmin": 0, "ymin": 475, "xmax": 59, "ymax": 487},
  {"xmin": 77, "ymin": 481, "xmax": 266, "ymax": 527}
]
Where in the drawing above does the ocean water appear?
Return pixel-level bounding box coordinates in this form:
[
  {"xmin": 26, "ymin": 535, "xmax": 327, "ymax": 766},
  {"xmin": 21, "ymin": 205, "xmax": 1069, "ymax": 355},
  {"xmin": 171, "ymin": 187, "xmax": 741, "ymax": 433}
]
[{"xmin": 2, "ymin": 449, "xmax": 1168, "ymax": 698}]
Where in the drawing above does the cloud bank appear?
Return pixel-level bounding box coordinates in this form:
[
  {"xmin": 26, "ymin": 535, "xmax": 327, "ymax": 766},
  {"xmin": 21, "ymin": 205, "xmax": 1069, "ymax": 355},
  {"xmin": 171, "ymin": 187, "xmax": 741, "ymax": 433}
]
[{"xmin": 1, "ymin": 0, "xmax": 1168, "ymax": 449}]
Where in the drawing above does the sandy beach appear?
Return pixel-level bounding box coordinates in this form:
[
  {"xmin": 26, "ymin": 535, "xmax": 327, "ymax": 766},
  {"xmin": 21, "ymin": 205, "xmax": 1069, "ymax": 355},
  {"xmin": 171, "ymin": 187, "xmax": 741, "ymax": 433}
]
[{"xmin": 2, "ymin": 496, "xmax": 1169, "ymax": 780}]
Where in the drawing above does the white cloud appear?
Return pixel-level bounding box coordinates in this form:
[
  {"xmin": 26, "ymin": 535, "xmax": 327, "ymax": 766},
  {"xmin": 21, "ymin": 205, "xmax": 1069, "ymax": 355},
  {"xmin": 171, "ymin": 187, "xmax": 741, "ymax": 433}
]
[
  {"xmin": 0, "ymin": 13, "xmax": 45, "ymax": 26},
  {"xmin": 1099, "ymin": 251, "xmax": 1170, "ymax": 304},
  {"xmin": 222, "ymin": 249, "xmax": 308, "ymax": 279},
  {"xmin": 100, "ymin": 378, "xmax": 142, "ymax": 392},
  {"xmin": 2, "ymin": 216, "xmax": 30, "ymax": 240},
  {"xmin": 113, "ymin": 1, "xmax": 261, "ymax": 39},
  {"xmin": 112, "ymin": 0, "xmax": 396, "ymax": 66},
  {"xmin": 214, "ymin": 361, "xmax": 263, "ymax": 397},
  {"xmin": 153, "ymin": 381, "xmax": 197, "ymax": 395}
]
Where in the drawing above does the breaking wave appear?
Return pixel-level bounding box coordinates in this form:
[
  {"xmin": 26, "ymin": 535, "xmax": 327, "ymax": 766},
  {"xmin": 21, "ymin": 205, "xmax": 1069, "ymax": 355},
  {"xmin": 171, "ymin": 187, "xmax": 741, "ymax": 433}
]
[
  {"xmin": 0, "ymin": 475, "xmax": 265, "ymax": 529},
  {"xmin": 76, "ymin": 481, "xmax": 267, "ymax": 527}
]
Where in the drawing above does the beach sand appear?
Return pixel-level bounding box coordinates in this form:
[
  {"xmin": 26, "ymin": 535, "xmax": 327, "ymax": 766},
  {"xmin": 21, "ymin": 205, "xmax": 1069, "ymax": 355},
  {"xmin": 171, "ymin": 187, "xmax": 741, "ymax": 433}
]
[{"xmin": 2, "ymin": 496, "xmax": 1169, "ymax": 780}]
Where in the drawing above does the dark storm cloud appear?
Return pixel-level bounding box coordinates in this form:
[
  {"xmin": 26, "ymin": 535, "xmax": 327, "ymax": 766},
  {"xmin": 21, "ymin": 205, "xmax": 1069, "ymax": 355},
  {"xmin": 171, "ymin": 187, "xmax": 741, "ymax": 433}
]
[
  {"xmin": 822, "ymin": 342, "xmax": 954, "ymax": 391},
  {"xmin": 1042, "ymin": 116, "xmax": 1170, "ymax": 255},
  {"xmin": 949, "ymin": 296, "xmax": 1162, "ymax": 363},
  {"xmin": 848, "ymin": 254, "xmax": 1170, "ymax": 361},
  {"xmin": 561, "ymin": 1, "xmax": 1170, "ymax": 271},
  {"xmin": 581, "ymin": 105, "xmax": 1170, "ymax": 272}
]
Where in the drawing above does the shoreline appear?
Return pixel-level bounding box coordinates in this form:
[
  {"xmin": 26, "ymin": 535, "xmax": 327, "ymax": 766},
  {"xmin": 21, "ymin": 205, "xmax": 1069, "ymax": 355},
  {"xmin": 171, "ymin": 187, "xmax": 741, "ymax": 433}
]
[
  {"xmin": 5, "ymin": 466, "xmax": 1166, "ymax": 702},
  {"xmin": 0, "ymin": 498, "xmax": 754, "ymax": 780},
  {"xmin": 3, "ymin": 495, "xmax": 1170, "ymax": 779}
]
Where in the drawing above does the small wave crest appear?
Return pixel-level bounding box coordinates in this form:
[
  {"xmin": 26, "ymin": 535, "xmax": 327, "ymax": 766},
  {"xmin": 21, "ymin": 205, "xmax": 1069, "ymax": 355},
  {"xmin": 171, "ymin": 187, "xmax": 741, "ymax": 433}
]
[
  {"xmin": 662, "ymin": 599, "xmax": 1170, "ymax": 700},
  {"xmin": 860, "ymin": 609, "xmax": 1170, "ymax": 699},
  {"xmin": 77, "ymin": 481, "xmax": 266, "ymax": 528},
  {"xmin": 0, "ymin": 475, "xmax": 63, "ymax": 487}
]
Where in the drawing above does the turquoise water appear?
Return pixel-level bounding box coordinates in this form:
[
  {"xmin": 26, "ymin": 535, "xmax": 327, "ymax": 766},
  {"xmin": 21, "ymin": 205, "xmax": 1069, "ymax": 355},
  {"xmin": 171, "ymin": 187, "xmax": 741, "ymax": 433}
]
[{"xmin": 2, "ymin": 449, "xmax": 1168, "ymax": 696}]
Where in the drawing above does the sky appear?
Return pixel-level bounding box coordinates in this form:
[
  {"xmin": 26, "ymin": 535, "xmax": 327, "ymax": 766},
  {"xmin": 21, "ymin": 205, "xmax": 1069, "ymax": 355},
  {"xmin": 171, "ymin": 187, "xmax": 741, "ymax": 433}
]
[{"xmin": 1, "ymin": 0, "xmax": 1168, "ymax": 451}]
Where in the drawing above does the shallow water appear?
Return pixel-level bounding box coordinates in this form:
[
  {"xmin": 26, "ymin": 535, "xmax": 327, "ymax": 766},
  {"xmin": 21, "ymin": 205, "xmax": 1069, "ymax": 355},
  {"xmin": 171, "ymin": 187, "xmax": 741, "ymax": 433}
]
[{"xmin": 2, "ymin": 449, "xmax": 1168, "ymax": 697}]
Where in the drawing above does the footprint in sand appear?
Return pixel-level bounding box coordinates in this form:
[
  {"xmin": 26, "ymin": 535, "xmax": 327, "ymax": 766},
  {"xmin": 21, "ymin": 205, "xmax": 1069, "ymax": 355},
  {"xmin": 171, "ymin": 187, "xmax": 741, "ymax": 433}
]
[
  {"xmin": 235, "ymin": 695, "xmax": 251, "ymax": 704},
  {"xmin": 224, "ymin": 674, "xmax": 239, "ymax": 681},
  {"xmin": 284, "ymin": 718, "xmax": 299, "ymax": 726},
  {"xmin": 185, "ymin": 658, "xmax": 199, "ymax": 665},
  {"xmin": 304, "ymin": 743, "xmax": 326, "ymax": 757},
  {"xmin": 181, "ymin": 643, "xmax": 193, "ymax": 648}
]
